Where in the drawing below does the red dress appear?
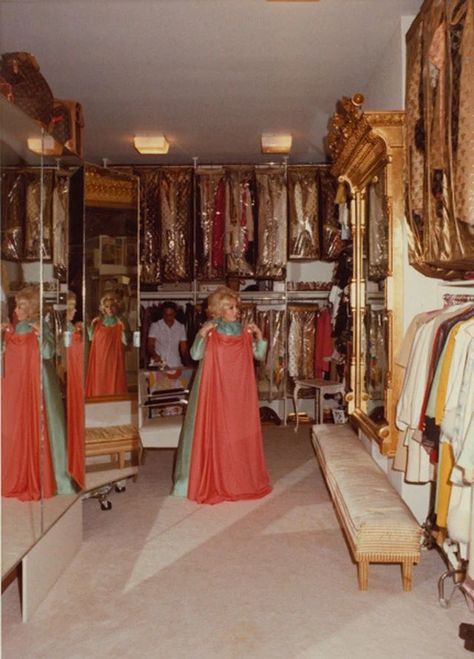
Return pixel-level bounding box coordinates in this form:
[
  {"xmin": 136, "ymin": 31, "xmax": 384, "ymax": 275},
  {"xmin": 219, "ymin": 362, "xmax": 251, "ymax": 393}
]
[
  {"xmin": 188, "ymin": 330, "xmax": 271, "ymax": 504},
  {"xmin": 2, "ymin": 330, "xmax": 56, "ymax": 500},
  {"xmin": 85, "ymin": 320, "xmax": 127, "ymax": 397}
]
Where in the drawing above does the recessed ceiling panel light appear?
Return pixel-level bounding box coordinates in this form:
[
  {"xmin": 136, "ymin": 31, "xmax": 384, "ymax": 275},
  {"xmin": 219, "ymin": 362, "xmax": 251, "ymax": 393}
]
[
  {"xmin": 261, "ymin": 133, "xmax": 292, "ymax": 154},
  {"xmin": 133, "ymin": 135, "xmax": 169, "ymax": 155}
]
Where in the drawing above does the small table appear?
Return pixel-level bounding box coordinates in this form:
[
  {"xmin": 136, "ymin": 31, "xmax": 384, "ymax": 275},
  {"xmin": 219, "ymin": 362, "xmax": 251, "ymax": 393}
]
[{"xmin": 293, "ymin": 378, "xmax": 345, "ymax": 432}]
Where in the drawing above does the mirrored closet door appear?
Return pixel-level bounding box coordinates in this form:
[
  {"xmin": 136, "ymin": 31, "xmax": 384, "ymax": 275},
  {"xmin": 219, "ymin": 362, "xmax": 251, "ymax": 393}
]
[
  {"xmin": 84, "ymin": 165, "xmax": 139, "ymax": 404},
  {"xmin": 1, "ymin": 96, "xmax": 84, "ymax": 577}
]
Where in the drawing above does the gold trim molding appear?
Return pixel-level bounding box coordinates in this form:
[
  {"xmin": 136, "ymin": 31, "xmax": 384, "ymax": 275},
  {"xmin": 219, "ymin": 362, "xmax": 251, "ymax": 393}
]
[{"xmin": 85, "ymin": 166, "xmax": 137, "ymax": 209}]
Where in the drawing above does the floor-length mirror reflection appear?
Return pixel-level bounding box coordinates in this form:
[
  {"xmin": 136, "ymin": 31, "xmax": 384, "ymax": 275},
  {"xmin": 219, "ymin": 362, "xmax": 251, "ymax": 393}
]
[
  {"xmin": 362, "ymin": 168, "xmax": 389, "ymax": 424},
  {"xmin": 84, "ymin": 165, "xmax": 139, "ymax": 402},
  {"xmin": 1, "ymin": 96, "xmax": 84, "ymax": 578}
]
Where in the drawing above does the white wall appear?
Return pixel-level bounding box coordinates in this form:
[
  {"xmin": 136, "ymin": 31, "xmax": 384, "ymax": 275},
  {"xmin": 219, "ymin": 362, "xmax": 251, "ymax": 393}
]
[
  {"xmin": 364, "ymin": 15, "xmax": 417, "ymax": 111},
  {"xmin": 364, "ymin": 23, "xmax": 404, "ymax": 109}
]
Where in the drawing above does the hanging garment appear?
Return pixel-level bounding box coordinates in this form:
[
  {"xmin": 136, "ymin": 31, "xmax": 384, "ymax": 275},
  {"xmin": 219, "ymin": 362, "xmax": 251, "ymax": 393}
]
[
  {"xmin": 224, "ymin": 168, "xmax": 255, "ymax": 276},
  {"xmin": 1, "ymin": 171, "xmax": 25, "ymax": 261},
  {"xmin": 172, "ymin": 321, "xmax": 271, "ymax": 504},
  {"xmin": 85, "ymin": 318, "xmax": 127, "ymax": 397},
  {"xmin": 288, "ymin": 167, "xmax": 320, "ymax": 259},
  {"xmin": 24, "ymin": 171, "xmax": 53, "ymax": 261},
  {"xmin": 67, "ymin": 322, "xmax": 85, "ymax": 488},
  {"xmin": 314, "ymin": 308, "xmax": 333, "ymax": 378},
  {"xmin": 2, "ymin": 327, "xmax": 56, "ymax": 500},
  {"xmin": 449, "ymin": 0, "xmax": 474, "ymax": 227},
  {"xmin": 255, "ymin": 169, "xmax": 287, "ymax": 279},
  {"xmin": 159, "ymin": 168, "xmax": 193, "ymax": 282},
  {"xmin": 197, "ymin": 168, "xmax": 225, "ymax": 279},
  {"xmin": 367, "ymin": 177, "xmax": 389, "ymax": 281},
  {"xmin": 365, "ymin": 308, "xmax": 386, "ymax": 399},
  {"xmin": 135, "ymin": 167, "xmax": 161, "ymax": 284},
  {"xmin": 405, "ymin": 2, "xmax": 474, "ymax": 276},
  {"xmin": 396, "ymin": 305, "xmax": 472, "ymax": 482},
  {"xmin": 256, "ymin": 309, "xmax": 286, "ymax": 401},
  {"xmin": 52, "ymin": 173, "xmax": 69, "ymax": 280},
  {"xmin": 319, "ymin": 167, "xmax": 340, "ymax": 260},
  {"xmin": 212, "ymin": 178, "xmax": 226, "ymax": 270}
]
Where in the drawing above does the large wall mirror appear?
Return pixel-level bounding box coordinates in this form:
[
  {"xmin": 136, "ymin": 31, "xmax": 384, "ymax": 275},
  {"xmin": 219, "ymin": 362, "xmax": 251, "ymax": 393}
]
[
  {"xmin": 327, "ymin": 95, "xmax": 405, "ymax": 455},
  {"xmin": 84, "ymin": 165, "xmax": 139, "ymax": 403},
  {"xmin": 1, "ymin": 96, "xmax": 84, "ymax": 579}
]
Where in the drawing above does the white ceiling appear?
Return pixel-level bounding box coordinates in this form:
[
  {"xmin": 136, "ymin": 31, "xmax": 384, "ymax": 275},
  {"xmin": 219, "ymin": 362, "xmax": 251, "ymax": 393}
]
[{"xmin": 0, "ymin": 0, "xmax": 423, "ymax": 166}]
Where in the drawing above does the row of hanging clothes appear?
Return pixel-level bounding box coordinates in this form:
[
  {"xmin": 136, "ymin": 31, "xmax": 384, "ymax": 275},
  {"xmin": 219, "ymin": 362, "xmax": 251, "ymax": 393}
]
[
  {"xmin": 2, "ymin": 167, "xmax": 71, "ymax": 279},
  {"xmin": 394, "ymin": 293, "xmax": 474, "ymax": 612},
  {"xmin": 139, "ymin": 299, "xmax": 334, "ymax": 402},
  {"xmin": 131, "ymin": 164, "xmax": 339, "ymax": 285}
]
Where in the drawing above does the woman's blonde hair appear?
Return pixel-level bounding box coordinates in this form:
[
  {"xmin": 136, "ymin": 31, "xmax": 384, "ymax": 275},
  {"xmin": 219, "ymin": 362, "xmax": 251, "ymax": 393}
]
[
  {"xmin": 99, "ymin": 294, "xmax": 118, "ymax": 315},
  {"xmin": 207, "ymin": 286, "xmax": 240, "ymax": 320},
  {"xmin": 16, "ymin": 285, "xmax": 40, "ymax": 320}
]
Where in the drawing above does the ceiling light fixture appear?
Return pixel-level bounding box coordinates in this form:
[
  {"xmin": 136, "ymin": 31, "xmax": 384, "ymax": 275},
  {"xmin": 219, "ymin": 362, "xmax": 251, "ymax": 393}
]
[
  {"xmin": 261, "ymin": 133, "xmax": 292, "ymax": 154},
  {"xmin": 27, "ymin": 135, "xmax": 62, "ymax": 156},
  {"xmin": 133, "ymin": 135, "xmax": 169, "ymax": 155}
]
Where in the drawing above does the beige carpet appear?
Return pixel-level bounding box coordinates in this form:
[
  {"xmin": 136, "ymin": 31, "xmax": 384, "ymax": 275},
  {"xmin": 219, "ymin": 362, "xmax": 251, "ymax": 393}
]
[{"xmin": 2, "ymin": 425, "xmax": 472, "ymax": 658}]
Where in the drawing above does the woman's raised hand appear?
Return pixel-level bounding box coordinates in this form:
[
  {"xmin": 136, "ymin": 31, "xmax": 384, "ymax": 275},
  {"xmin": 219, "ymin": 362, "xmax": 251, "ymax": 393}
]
[
  {"xmin": 245, "ymin": 322, "xmax": 263, "ymax": 341},
  {"xmin": 199, "ymin": 321, "xmax": 217, "ymax": 338}
]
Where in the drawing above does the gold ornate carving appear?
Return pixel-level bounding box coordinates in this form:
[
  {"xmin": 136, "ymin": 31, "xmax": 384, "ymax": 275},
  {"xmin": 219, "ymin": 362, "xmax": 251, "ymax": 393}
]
[
  {"xmin": 85, "ymin": 167, "xmax": 137, "ymax": 208},
  {"xmin": 328, "ymin": 97, "xmax": 403, "ymax": 192},
  {"xmin": 327, "ymin": 95, "xmax": 405, "ymax": 455}
]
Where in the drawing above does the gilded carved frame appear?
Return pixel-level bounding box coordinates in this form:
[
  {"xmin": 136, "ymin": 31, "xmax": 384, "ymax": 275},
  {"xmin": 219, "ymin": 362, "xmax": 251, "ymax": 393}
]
[{"xmin": 328, "ymin": 95, "xmax": 404, "ymax": 455}]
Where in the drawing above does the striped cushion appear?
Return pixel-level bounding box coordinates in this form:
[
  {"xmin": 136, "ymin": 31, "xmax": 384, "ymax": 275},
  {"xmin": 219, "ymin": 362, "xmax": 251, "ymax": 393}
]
[{"xmin": 312, "ymin": 424, "xmax": 421, "ymax": 556}]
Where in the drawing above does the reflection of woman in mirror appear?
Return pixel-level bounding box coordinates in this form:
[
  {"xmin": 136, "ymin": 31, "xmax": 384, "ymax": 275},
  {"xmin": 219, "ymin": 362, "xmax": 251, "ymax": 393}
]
[
  {"xmin": 85, "ymin": 293, "xmax": 128, "ymax": 397},
  {"xmin": 1, "ymin": 286, "xmax": 76, "ymax": 500},
  {"xmin": 66, "ymin": 291, "xmax": 85, "ymax": 488}
]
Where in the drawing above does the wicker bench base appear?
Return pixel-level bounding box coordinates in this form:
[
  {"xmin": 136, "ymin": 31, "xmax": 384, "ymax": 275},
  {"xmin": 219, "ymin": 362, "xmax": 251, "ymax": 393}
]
[
  {"xmin": 312, "ymin": 424, "xmax": 421, "ymax": 591},
  {"xmin": 85, "ymin": 424, "xmax": 141, "ymax": 469}
]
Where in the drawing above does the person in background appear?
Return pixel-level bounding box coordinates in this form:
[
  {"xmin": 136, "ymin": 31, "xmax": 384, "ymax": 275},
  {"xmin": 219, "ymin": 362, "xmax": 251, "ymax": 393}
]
[
  {"xmin": 147, "ymin": 301, "xmax": 189, "ymax": 368},
  {"xmin": 172, "ymin": 286, "xmax": 271, "ymax": 504}
]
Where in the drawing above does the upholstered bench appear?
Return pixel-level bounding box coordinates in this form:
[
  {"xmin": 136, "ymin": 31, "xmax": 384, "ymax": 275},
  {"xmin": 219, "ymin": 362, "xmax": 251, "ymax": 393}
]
[
  {"xmin": 85, "ymin": 424, "xmax": 142, "ymax": 469},
  {"xmin": 311, "ymin": 423, "xmax": 422, "ymax": 591}
]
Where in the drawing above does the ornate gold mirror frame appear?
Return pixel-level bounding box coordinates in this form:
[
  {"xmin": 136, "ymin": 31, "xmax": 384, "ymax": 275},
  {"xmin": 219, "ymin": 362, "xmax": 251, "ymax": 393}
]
[{"xmin": 328, "ymin": 95, "xmax": 405, "ymax": 455}]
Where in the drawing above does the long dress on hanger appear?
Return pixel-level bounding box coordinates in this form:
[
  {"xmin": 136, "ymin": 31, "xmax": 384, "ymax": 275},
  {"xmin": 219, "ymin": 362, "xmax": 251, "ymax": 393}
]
[
  {"xmin": 172, "ymin": 320, "xmax": 271, "ymax": 504},
  {"xmin": 85, "ymin": 316, "xmax": 128, "ymax": 397}
]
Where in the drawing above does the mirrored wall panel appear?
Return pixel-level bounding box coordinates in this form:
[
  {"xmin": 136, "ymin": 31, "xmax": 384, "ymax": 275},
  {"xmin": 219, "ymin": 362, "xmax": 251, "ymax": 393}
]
[
  {"xmin": 84, "ymin": 165, "xmax": 139, "ymax": 401},
  {"xmin": 1, "ymin": 96, "xmax": 83, "ymax": 577}
]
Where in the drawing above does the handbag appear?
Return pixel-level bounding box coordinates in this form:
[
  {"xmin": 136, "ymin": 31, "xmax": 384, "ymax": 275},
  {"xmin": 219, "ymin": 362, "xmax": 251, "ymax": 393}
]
[
  {"xmin": 0, "ymin": 52, "xmax": 54, "ymax": 127},
  {"xmin": 49, "ymin": 98, "xmax": 85, "ymax": 158}
]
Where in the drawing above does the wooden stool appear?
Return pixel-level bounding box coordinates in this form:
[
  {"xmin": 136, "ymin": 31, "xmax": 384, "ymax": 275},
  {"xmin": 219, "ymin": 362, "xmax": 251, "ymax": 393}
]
[
  {"xmin": 293, "ymin": 378, "xmax": 345, "ymax": 432},
  {"xmin": 85, "ymin": 424, "xmax": 142, "ymax": 469}
]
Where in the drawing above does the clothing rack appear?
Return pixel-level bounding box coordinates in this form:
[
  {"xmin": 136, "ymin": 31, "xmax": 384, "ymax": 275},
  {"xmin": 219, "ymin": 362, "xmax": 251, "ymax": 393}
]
[
  {"xmin": 133, "ymin": 160, "xmax": 334, "ymax": 424},
  {"xmin": 400, "ymin": 300, "xmax": 474, "ymax": 611},
  {"xmin": 139, "ymin": 287, "xmax": 330, "ymax": 425},
  {"xmin": 443, "ymin": 293, "xmax": 474, "ymax": 307}
]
